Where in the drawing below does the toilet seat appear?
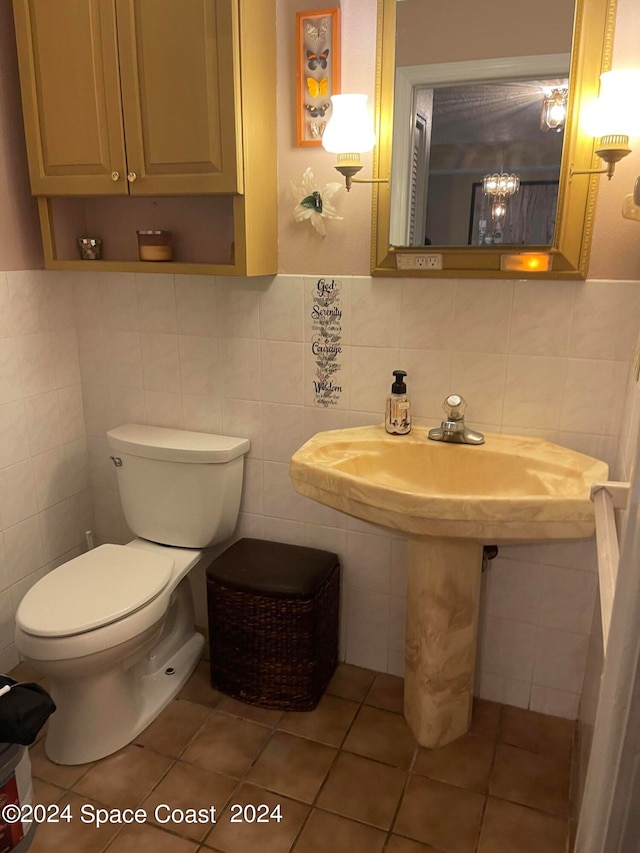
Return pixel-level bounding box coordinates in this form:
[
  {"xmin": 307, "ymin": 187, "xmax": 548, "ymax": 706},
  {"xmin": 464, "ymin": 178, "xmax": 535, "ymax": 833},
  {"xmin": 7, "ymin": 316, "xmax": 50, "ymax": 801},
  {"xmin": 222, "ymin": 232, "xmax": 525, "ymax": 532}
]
[{"xmin": 16, "ymin": 544, "xmax": 175, "ymax": 638}]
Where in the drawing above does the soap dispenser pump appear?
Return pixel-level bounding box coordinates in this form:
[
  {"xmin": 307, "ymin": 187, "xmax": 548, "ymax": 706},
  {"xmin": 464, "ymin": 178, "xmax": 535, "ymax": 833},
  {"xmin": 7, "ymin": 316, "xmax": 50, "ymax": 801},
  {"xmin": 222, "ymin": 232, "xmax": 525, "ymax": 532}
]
[{"xmin": 385, "ymin": 370, "xmax": 411, "ymax": 435}]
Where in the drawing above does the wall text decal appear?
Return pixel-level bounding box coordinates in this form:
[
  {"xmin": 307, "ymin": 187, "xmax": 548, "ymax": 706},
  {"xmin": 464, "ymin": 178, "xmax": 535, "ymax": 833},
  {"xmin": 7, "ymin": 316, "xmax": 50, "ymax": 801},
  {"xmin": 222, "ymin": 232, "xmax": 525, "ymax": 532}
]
[{"xmin": 310, "ymin": 277, "xmax": 343, "ymax": 407}]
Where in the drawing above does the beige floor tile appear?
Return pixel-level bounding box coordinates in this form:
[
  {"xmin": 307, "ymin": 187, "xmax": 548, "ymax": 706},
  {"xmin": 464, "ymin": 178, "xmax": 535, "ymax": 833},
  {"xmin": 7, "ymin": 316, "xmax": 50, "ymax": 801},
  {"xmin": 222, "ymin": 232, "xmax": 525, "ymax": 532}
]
[
  {"xmin": 293, "ymin": 809, "xmax": 386, "ymax": 853},
  {"xmin": 364, "ymin": 673, "xmax": 405, "ymax": 714},
  {"xmin": 29, "ymin": 739, "xmax": 94, "ymax": 790},
  {"xmin": 181, "ymin": 712, "xmax": 270, "ymax": 778},
  {"xmin": 469, "ymin": 699, "xmax": 502, "ymax": 741},
  {"xmin": 326, "ymin": 664, "xmax": 375, "ymax": 702},
  {"xmin": 27, "ymin": 792, "xmax": 120, "ymax": 853},
  {"xmin": 343, "ymin": 705, "xmax": 417, "ymax": 769},
  {"xmin": 8, "ymin": 661, "xmax": 45, "ymax": 683},
  {"xmin": 73, "ymin": 745, "xmax": 173, "ymax": 810},
  {"xmin": 105, "ymin": 822, "xmax": 199, "ymax": 852},
  {"xmin": 477, "ymin": 797, "xmax": 568, "ymax": 853},
  {"xmin": 179, "ymin": 661, "xmax": 225, "ymax": 708},
  {"xmin": 394, "ymin": 775, "xmax": 485, "ymax": 853},
  {"xmin": 141, "ymin": 759, "xmax": 236, "ymax": 841},
  {"xmin": 490, "ymin": 743, "xmax": 570, "ymax": 816},
  {"xmin": 134, "ymin": 698, "xmax": 210, "ymax": 757},
  {"xmin": 246, "ymin": 732, "xmax": 336, "ymax": 803},
  {"xmin": 32, "ymin": 778, "xmax": 65, "ymax": 806},
  {"xmin": 413, "ymin": 733, "xmax": 495, "ymax": 793},
  {"xmin": 500, "ymin": 705, "xmax": 574, "ymax": 762},
  {"xmin": 385, "ymin": 837, "xmax": 442, "ymax": 853},
  {"xmin": 206, "ymin": 783, "xmax": 309, "ymax": 853},
  {"xmin": 316, "ymin": 751, "xmax": 406, "ymax": 829},
  {"xmin": 278, "ymin": 694, "xmax": 359, "ymax": 747},
  {"xmin": 216, "ymin": 696, "xmax": 283, "ymax": 727}
]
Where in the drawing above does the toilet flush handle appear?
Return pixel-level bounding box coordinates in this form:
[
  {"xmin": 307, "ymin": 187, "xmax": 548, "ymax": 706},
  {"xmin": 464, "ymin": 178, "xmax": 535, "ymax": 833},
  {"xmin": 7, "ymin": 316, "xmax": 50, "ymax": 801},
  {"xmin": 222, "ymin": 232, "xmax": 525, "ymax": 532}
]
[{"xmin": 110, "ymin": 456, "xmax": 123, "ymax": 467}]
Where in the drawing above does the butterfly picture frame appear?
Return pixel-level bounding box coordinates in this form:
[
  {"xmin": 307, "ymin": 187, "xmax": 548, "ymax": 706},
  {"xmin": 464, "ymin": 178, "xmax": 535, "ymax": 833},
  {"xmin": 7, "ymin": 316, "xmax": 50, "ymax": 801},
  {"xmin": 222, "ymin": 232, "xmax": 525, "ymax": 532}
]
[{"xmin": 296, "ymin": 8, "xmax": 340, "ymax": 147}]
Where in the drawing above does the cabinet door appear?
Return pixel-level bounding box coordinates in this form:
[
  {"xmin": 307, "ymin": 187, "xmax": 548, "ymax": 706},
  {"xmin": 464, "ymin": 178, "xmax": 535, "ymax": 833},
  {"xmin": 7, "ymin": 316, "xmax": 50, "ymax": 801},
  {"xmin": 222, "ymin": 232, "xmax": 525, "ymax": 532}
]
[
  {"xmin": 12, "ymin": 0, "xmax": 128, "ymax": 195},
  {"xmin": 116, "ymin": 0, "xmax": 243, "ymax": 195}
]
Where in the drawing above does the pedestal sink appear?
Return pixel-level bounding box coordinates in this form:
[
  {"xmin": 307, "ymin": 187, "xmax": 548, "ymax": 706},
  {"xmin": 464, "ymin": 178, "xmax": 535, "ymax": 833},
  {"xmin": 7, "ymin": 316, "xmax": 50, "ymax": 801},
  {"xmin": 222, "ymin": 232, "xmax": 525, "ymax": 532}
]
[{"xmin": 289, "ymin": 424, "xmax": 608, "ymax": 748}]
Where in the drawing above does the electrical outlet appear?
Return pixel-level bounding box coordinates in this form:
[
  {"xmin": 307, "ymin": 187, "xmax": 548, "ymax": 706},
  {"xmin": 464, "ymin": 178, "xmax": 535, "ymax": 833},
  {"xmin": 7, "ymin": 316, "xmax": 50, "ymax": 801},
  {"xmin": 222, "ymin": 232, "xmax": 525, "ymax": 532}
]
[{"xmin": 415, "ymin": 254, "xmax": 443, "ymax": 269}]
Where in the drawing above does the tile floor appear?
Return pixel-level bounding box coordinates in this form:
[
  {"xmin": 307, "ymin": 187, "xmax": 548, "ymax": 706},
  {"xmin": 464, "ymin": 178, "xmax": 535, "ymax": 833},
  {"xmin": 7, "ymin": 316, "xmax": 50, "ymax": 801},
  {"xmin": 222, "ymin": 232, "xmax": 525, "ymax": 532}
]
[{"xmin": 13, "ymin": 660, "xmax": 576, "ymax": 853}]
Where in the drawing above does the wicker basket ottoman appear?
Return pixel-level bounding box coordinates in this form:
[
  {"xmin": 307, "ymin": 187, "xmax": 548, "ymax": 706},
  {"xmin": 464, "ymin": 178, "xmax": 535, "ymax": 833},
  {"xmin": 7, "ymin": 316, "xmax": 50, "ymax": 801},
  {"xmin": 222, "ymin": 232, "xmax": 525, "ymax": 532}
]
[{"xmin": 206, "ymin": 538, "xmax": 340, "ymax": 711}]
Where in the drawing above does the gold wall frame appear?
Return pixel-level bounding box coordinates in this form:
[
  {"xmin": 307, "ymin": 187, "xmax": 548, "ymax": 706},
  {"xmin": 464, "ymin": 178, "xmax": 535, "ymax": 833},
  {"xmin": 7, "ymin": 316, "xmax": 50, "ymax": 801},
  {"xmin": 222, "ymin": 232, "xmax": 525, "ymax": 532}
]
[{"xmin": 371, "ymin": 0, "xmax": 617, "ymax": 279}]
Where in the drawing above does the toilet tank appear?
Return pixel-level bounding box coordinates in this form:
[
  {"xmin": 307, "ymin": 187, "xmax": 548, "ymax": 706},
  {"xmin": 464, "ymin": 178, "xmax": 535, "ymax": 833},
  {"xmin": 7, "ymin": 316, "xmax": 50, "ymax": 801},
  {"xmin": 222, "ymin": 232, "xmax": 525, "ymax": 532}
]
[{"xmin": 106, "ymin": 424, "xmax": 250, "ymax": 548}]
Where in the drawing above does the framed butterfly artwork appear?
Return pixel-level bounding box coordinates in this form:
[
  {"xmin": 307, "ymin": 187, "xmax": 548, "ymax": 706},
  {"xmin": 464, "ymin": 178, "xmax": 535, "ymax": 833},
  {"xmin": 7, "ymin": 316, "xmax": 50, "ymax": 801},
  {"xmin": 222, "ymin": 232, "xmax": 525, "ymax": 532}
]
[{"xmin": 296, "ymin": 8, "xmax": 340, "ymax": 147}]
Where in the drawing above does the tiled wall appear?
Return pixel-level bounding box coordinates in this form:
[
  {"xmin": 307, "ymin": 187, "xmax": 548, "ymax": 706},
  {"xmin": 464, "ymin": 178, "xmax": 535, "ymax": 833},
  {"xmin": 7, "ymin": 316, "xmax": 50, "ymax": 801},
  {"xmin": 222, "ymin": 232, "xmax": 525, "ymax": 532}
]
[
  {"xmin": 0, "ymin": 270, "xmax": 92, "ymax": 672},
  {"xmin": 72, "ymin": 269, "xmax": 640, "ymax": 719}
]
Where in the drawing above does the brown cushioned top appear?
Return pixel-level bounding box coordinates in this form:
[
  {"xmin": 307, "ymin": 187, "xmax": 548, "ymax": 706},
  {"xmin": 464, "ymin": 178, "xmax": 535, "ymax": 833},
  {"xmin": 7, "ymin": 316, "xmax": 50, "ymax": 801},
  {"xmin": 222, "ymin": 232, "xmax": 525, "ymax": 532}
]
[{"xmin": 206, "ymin": 538, "xmax": 339, "ymax": 599}]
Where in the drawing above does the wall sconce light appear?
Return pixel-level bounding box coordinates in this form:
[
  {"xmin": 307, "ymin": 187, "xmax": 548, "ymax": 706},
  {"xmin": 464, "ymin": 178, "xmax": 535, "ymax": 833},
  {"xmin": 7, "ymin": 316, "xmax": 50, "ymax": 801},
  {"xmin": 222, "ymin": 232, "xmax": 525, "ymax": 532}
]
[
  {"xmin": 541, "ymin": 88, "xmax": 568, "ymax": 132},
  {"xmin": 322, "ymin": 94, "xmax": 387, "ymax": 191},
  {"xmin": 572, "ymin": 69, "xmax": 640, "ymax": 180}
]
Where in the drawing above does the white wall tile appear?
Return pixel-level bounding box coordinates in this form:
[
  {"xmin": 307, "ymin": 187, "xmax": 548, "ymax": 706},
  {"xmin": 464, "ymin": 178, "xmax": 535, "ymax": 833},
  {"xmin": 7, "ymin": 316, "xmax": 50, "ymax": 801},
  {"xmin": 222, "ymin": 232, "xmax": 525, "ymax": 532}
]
[
  {"xmin": 178, "ymin": 336, "xmax": 219, "ymax": 396},
  {"xmin": 479, "ymin": 616, "xmax": 537, "ymax": 682},
  {"xmin": 450, "ymin": 352, "xmax": 507, "ymax": 425},
  {"xmin": 344, "ymin": 530, "xmax": 392, "ymax": 594},
  {"xmin": 503, "ymin": 355, "xmax": 567, "ymax": 429},
  {"xmin": 350, "ymin": 346, "xmax": 400, "ymax": 413},
  {"xmin": 569, "ymin": 281, "xmax": 640, "ymax": 361},
  {"xmin": 217, "ymin": 278, "xmax": 261, "ymax": 338},
  {"xmin": 397, "ymin": 349, "xmax": 452, "ymax": 419},
  {"xmin": 529, "ymin": 685, "xmax": 580, "ymax": 719},
  {"xmin": 135, "ymin": 274, "xmax": 177, "ymax": 333},
  {"xmin": 262, "ymin": 403, "xmax": 305, "ymax": 462},
  {"xmin": 0, "ymin": 338, "xmax": 23, "ymax": 404},
  {"xmin": 260, "ymin": 276, "xmax": 303, "ymax": 341},
  {"xmin": 51, "ymin": 329, "xmax": 81, "ymax": 388},
  {"xmin": 261, "ymin": 341, "xmax": 304, "ymax": 404},
  {"xmin": 532, "ymin": 626, "xmax": 589, "ymax": 693},
  {"xmin": 219, "ymin": 338, "xmax": 262, "ymax": 401},
  {"xmin": 400, "ymin": 279, "xmax": 455, "ymax": 351},
  {"xmin": 181, "ymin": 394, "xmax": 222, "ymax": 434},
  {"xmin": 175, "ymin": 274, "xmax": 218, "ymax": 337},
  {"xmin": 16, "ymin": 332, "xmax": 56, "ymax": 397},
  {"xmin": 510, "ymin": 280, "xmax": 574, "ymax": 357},
  {"xmin": 0, "ymin": 460, "xmax": 38, "ymax": 526},
  {"xmin": 452, "ymin": 280, "xmax": 513, "ymax": 353},
  {"xmin": 221, "ymin": 399, "xmax": 263, "ymax": 458},
  {"xmin": 538, "ymin": 565, "xmax": 598, "ymax": 635},
  {"xmin": 140, "ymin": 333, "xmax": 181, "ymax": 393},
  {"xmin": 351, "ymin": 277, "xmax": 402, "ymax": 348},
  {"xmin": 484, "ymin": 557, "xmax": 543, "ymax": 624},
  {"xmin": 561, "ymin": 359, "xmax": 628, "ymax": 434},
  {"xmin": 24, "ymin": 391, "xmax": 63, "ymax": 456},
  {"xmin": 99, "ymin": 273, "xmax": 138, "ymax": 331},
  {"xmin": 143, "ymin": 391, "xmax": 184, "ymax": 429},
  {"xmin": 105, "ymin": 331, "xmax": 143, "ymax": 389}
]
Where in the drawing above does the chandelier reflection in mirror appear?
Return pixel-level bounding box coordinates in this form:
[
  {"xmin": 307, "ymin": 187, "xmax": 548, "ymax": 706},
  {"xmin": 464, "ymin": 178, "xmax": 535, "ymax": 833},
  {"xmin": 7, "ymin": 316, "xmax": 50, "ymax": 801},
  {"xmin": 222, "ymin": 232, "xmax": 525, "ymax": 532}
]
[{"xmin": 482, "ymin": 172, "xmax": 521, "ymax": 222}]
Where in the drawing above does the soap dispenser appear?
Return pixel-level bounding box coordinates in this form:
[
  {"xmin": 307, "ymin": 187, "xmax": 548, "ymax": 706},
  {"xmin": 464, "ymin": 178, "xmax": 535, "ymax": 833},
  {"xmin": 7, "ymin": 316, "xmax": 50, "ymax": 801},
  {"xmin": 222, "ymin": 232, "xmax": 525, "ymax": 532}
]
[{"xmin": 385, "ymin": 370, "xmax": 411, "ymax": 435}]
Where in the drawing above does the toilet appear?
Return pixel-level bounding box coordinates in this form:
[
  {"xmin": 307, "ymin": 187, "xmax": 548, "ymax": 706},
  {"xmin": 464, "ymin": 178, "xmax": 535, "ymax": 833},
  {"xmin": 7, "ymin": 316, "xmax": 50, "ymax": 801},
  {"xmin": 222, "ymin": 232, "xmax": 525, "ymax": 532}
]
[{"xmin": 14, "ymin": 424, "xmax": 250, "ymax": 765}]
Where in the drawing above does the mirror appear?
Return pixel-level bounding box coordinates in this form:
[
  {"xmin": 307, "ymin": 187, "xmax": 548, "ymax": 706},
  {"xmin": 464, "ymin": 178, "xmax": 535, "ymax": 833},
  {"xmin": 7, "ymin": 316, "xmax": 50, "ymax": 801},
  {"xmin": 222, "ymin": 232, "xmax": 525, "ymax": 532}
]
[{"xmin": 372, "ymin": 0, "xmax": 617, "ymax": 278}]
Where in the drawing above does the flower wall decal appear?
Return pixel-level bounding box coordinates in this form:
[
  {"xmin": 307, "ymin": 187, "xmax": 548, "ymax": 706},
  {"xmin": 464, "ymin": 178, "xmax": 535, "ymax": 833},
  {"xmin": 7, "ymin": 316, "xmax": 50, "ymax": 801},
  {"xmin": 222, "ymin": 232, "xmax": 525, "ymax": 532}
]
[{"xmin": 291, "ymin": 167, "xmax": 343, "ymax": 236}]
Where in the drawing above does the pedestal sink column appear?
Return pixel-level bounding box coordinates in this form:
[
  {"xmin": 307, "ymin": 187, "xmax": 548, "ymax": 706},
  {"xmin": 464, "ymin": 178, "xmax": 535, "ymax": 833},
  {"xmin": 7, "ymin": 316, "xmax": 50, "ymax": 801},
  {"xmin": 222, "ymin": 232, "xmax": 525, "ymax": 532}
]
[{"xmin": 404, "ymin": 537, "xmax": 483, "ymax": 748}]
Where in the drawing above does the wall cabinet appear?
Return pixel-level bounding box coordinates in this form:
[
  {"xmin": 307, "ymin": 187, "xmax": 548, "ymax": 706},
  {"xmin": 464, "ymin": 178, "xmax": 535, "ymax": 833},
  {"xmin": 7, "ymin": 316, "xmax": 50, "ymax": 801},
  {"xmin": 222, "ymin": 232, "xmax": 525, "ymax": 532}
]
[{"xmin": 12, "ymin": 0, "xmax": 276, "ymax": 275}]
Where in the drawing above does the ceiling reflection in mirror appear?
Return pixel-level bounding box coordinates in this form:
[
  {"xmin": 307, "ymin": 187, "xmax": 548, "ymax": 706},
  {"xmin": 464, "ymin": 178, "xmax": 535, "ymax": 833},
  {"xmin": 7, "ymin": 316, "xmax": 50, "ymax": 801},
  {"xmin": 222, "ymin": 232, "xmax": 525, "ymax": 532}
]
[{"xmin": 390, "ymin": 0, "xmax": 575, "ymax": 249}]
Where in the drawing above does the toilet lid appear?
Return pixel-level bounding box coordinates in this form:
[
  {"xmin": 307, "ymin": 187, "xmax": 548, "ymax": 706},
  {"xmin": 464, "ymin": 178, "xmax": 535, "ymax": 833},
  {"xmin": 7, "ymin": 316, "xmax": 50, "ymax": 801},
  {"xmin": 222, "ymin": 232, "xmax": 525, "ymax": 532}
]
[{"xmin": 16, "ymin": 544, "xmax": 175, "ymax": 638}]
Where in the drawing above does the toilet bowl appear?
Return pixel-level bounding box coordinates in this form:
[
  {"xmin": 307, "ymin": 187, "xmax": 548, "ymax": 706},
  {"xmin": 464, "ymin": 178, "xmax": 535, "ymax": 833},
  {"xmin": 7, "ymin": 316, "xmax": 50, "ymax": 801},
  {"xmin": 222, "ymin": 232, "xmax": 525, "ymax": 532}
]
[{"xmin": 15, "ymin": 425, "xmax": 250, "ymax": 765}]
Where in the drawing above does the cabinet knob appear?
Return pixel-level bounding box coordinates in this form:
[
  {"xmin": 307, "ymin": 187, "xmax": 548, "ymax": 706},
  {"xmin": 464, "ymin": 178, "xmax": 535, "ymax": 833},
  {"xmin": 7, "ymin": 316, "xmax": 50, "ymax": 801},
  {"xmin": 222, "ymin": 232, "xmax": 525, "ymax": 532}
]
[
  {"xmin": 127, "ymin": 171, "xmax": 137, "ymax": 183},
  {"xmin": 111, "ymin": 171, "xmax": 120, "ymax": 181}
]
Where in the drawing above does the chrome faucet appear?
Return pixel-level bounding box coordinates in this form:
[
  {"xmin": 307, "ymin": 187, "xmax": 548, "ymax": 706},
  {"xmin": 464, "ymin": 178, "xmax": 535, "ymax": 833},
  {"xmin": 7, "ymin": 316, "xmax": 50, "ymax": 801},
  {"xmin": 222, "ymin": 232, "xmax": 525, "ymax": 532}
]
[{"xmin": 428, "ymin": 394, "xmax": 485, "ymax": 445}]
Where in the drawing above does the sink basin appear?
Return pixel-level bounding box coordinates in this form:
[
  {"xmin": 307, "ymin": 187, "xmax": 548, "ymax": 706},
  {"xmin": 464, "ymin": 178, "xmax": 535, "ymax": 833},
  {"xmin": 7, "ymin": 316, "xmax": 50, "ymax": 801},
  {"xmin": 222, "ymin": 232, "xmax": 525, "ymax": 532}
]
[
  {"xmin": 290, "ymin": 424, "xmax": 608, "ymax": 543},
  {"xmin": 290, "ymin": 424, "xmax": 608, "ymax": 749}
]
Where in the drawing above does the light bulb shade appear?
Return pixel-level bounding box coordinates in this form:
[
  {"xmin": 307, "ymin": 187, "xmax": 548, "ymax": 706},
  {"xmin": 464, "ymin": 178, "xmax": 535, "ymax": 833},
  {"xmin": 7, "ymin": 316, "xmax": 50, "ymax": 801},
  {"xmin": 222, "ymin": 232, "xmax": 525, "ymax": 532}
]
[
  {"xmin": 582, "ymin": 69, "xmax": 640, "ymax": 139},
  {"xmin": 322, "ymin": 94, "xmax": 376, "ymax": 155}
]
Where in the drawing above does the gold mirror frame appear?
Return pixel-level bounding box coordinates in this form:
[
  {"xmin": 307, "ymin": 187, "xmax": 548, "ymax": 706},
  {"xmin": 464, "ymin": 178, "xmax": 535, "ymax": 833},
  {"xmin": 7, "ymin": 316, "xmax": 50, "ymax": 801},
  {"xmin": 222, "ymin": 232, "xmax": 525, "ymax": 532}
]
[{"xmin": 371, "ymin": 0, "xmax": 617, "ymax": 279}]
